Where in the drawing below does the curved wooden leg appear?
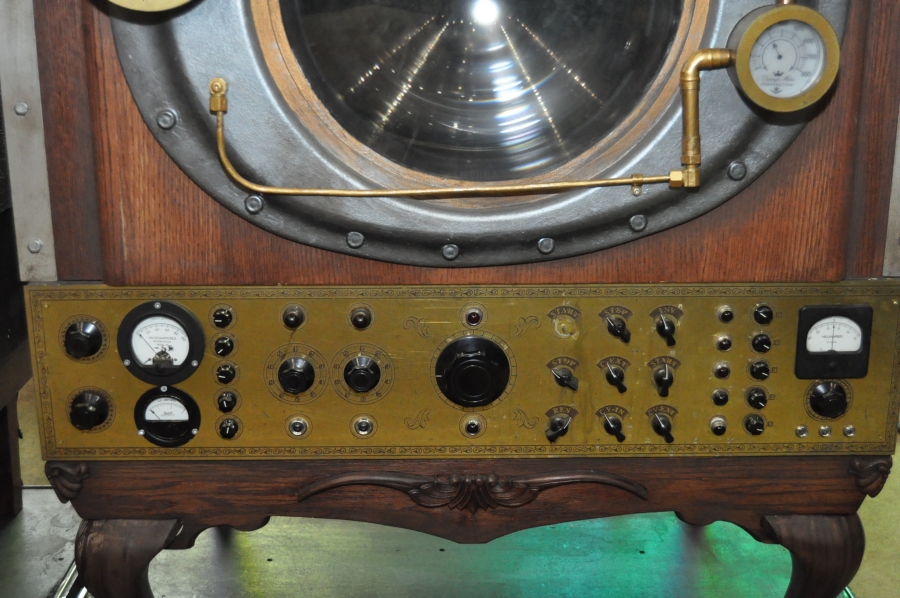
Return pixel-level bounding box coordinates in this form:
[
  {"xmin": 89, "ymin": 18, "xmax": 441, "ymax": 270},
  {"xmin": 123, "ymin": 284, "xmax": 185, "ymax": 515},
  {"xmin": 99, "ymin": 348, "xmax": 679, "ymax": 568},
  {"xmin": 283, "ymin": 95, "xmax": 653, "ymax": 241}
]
[
  {"xmin": 762, "ymin": 514, "xmax": 864, "ymax": 598},
  {"xmin": 75, "ymin": 519, "xmax": 180, "ymax": 598}
]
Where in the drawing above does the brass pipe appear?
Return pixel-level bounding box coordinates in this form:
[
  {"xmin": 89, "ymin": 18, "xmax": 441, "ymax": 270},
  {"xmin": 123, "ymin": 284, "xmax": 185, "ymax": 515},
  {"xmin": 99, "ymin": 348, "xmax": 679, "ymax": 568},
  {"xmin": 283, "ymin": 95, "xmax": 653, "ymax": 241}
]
[{"xmin": 680, "ymin": 49, "xmax": 736, "ymax": 188}]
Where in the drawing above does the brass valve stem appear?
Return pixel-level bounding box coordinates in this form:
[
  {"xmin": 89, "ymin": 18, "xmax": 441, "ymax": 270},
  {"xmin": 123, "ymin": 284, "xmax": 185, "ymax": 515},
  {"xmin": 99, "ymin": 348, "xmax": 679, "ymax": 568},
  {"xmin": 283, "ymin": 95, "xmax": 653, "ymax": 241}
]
[{"xmin": 680, "ymin": 49, "xmax": 736, "ymax": 188}]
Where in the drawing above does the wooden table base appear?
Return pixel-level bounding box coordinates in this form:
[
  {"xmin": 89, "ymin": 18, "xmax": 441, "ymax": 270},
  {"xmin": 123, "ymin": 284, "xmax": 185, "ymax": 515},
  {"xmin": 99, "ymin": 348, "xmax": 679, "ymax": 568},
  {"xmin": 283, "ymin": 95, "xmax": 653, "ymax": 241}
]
[{"xmin": 48, "ymin": 455, "xmax": 891, "ymax": 598}]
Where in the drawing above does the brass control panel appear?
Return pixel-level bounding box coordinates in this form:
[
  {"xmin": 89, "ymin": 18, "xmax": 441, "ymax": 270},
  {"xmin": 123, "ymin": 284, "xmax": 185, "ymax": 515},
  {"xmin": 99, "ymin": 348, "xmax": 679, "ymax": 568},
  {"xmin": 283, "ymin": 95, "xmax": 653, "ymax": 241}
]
[{"xmin": 27, "ymin": 283, "xmax": 900, "ymax": 460}]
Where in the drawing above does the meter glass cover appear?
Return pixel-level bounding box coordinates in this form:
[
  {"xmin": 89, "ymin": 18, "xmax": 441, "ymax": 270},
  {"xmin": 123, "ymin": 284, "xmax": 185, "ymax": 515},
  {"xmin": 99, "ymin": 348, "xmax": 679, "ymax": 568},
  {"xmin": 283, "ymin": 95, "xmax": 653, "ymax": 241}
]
[
  {"xmin": 750, "ymin": 19, "xmax": 826, "ymax": 99},
  {"xmin": 805, "ymin": 316, "xmax": 863, "ymax": 354},
  {"xmin": 144, "ymin": 397, "xmax": 191, "ymax": 422},
  {"xmin": 130, "ymin": 316, "xmax": 191, "ymax": 368}
]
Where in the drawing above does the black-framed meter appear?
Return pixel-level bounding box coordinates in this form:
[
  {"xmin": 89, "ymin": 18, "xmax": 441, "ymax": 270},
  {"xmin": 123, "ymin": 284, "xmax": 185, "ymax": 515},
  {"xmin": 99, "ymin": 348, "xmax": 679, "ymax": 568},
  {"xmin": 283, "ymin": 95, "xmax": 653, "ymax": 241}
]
[
  {"xmin": 794, "ymin": 305, "xmax": 873, "ymax": 379},
  {"xmin": 117, "ymin": 301, "xmax": 205, "ymax": 385}
]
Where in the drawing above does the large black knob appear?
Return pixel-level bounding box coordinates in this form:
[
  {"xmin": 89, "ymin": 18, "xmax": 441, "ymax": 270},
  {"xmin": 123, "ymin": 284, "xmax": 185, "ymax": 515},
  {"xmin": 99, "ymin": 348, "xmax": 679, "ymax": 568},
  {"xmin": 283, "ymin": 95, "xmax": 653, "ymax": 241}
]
[
  {"xmin": 744, "ymin": 414, "xmax": 766, "ymax": 436},
  {"xmin": 809, "ymin": 381, "xmax": 849, "ymax": 419},
  {"xmin": 69, "ymin": 391, "xmax": 109, "ymax": 431},
  {"xmin": 278, "ymin": 358, "xmax": 316, "ymax": 394},
  {"xmin": 655, "ymin": 316, "xmax": 677, "ymax": 347},
  {"xmin": 746, "ymin": 388, "xmax": 768, "ymax": 410},
  {"xmin": 551, "ymin": 368, "xmax": 579, "ymax": 391},
  {"xmin": 750, "ymin": 361, "xmax": 770, "ymax": 381},
  {"xmin": 64, "ymin": 322, "xmax": 103, "ymax": 358},
  {"xmin": 545, "ymin": 414, "xmax": 572, "ymax": 443},
  {"xmin": 652, "ymin": 365, "xmax": 675, "ymax": 398},
  {"xmin": 606, "ymin": 317, "xmax": 631, "ymax": 343},
  {"xmin": 344, "ymin": 357, "xmax": 381, "ymax": 393},
  {"xmin": 651, "ymin": 414, "xmax": 674, "ymax": 443},
  {"xmin": 601, "ymin": 414, "xmax": 626, "ymax": 442},
  {"xmin": 435, "ymin": 337, "xmax": 510, "ymax": 408},
  {"xmin": 605, "ymin": 365, "xmax": 627, "ymax": 394}
]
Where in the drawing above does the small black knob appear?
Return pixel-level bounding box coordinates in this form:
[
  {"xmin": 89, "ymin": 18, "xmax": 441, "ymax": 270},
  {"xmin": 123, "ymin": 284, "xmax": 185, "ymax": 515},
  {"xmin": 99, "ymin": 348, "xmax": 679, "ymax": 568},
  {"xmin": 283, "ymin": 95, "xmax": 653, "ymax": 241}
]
[
  {"xmin": 606, "ymin": 316, "xmax": 631, "ymax": 343},
  {"xmin": 69, "ymin": 391, "xmax": 109, "ymax": 431},
  {"xmin": 750, "ymin": 361, "xmax": 770, "ymax": 381},
  {"xmin": 214, "ymin": 336, "xmax": 234, "ymax": 357},
  {"xmin": 716, "ymin": 336, "xmax": 732, "ymax": 351},
  {"xmin": 601, "ymin": 414, "xmax": 626, "ymax": 442},
  {"xmin": 212, "ymin": 308, "xmax": 233, "ymax": 329},
  {"xmin": 546, "ymin": 414, "xmax": 571, "ymax": 443},
  {"xmin": 744, "ymin": 414, "xmax": 765, "ymax": 436},
  {"xmin": 653, "ymin": 365, "xmax": 674, "ymax": 397},
  {"xmin": 714, "ymin": 363, "xmax": 731, "ymax": 379},
  {"xmin": 282, "ymin": 308, "xmax": 304, "ymax": 329},
  {"xmin": 651, "ymin": 414, "xmax": 674, "ymax": 443},
  {"xmin": 216, "ymin": 364, "xmax": 236, "ymax": 385},
  {"xmin": 809, "ymin": 381, "xmax": 849, "ymax": 419},
  {"xmin": 464, "ymin": 419, "xmax": 482, "ymax": 436},
  {"xmin": 712, "ymin": 389, "xmax": 729, "ymax": 406},
  {"xmin": 64, "ymin": 322, "xmax": 103, "ymax": 358},
  {"xmin": 710, "ymin": 417, "xmax": 727, "ymax": 436},
  {"xmin": 718, "ymin": 307, "xmax": 734, "ymax": 323},
  {"xmin": 656, "ymin": 316, "xmax": 677, "ymax": 347},
  {"xmin": 753, "ymin": 305, "xmax": 774, "ymax": 325},
  {"xmin": 552, "ymin": 368, "xmax": 579, "ymax": 391},
  {"xmin": 344, "ymin": 356, "xmax": 381, "ymax": 393},
  {"xmin": 465, "ymin": 309, "xmax": 483, "ymax": 326},
  {"xmin": 278, "ymin": 358, "xmax": 316, "ymax": 394},
  {"xmin": 752, "ymin": 334, "xmax": 772, "ymax": 353},
  {"xmin": 217, "ymin": 392, "xmax": 237, "ymax": 413},
  {"xmin": 350, "ymin": 308, "xmax": 372, "ymax": 330},
  {"xmin": 604, "ymin": 365, "xmax": 627, "ymax": 394},
  {"xmin": 435, "ymin": 337, "xmax": 510, "ymax": 408},
  {"xmin": 746, "ymin": 388, "xmax": 768, "ymax": 410},
  {"xmin": 219, "ymin": 418, "xmax": 239, "ymax": 439}
]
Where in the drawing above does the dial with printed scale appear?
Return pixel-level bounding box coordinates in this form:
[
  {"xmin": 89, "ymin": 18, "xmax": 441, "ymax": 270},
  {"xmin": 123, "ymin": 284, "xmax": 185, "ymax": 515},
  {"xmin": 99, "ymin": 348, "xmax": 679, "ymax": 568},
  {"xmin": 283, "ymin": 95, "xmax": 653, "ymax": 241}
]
[
  {"xmin": 806, "ymin": 316, "xmax": 863, "ymax": 354},
  {"xmin": 130, "ymin": 316, "xmax": 191, "ymax": 370},
  {"xmin": 749, "ymin": 21, "xmax": 826, "ymax": 99},
  {"xmin": 117, "ymin": 301, "xmax": 205, "ymax": 385}
]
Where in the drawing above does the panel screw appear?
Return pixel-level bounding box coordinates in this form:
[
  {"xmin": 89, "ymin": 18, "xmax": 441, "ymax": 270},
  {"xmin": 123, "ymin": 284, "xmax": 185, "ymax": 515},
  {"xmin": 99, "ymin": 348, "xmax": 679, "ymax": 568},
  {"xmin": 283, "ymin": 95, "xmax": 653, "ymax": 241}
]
[
  {"xmin": 347, "ymin": 232, "xmax": 365, "ymax": 249},
  {"xmin": 629, "ymin": 215, "xmax": 647, "ymax": 232},
  {"xmin": 819, "ymin": 425, "xmax": 832, "ymax": 437},
  {"xmin": 442, "ymin": 244, "xmax": 460, "ymax": 261},
  {"xmin": 727, "ymin": 161, "xmax": 748, "ymax": 181},
  {"xmin": 537, "ymin": 238, "xmax": 555, "ymax": 255},
  {"xmin": 26, "ymin": 239, "xmax": 43, "ymax": 254},
  {"xmin": 191, "ymin": 360, "xmax": 199, "ymax": 367},
  {"xmin": 156, "ymin": 109, "xmax": 177, "ymax": 130},
  {"xmin": 245, "ymin": 195, "xmax": 265, "ymax": 214},
  {"xmin": 154, "ymin": 302, "xmax": 162, "ymax": 309},
  {"xmin": 123, "ymin": 359, "xmax": 131, "ymax": 366},
  {"xmin": 843, "ymin": 425, "xmax": 856, "ymax": 437},
  {"xmin": 795, "ymin": 425, "xmax": 809, "ymax": 438},
  {"xmin": 14, "ymin": 102, "xmax": 29, "ymax": 116}
]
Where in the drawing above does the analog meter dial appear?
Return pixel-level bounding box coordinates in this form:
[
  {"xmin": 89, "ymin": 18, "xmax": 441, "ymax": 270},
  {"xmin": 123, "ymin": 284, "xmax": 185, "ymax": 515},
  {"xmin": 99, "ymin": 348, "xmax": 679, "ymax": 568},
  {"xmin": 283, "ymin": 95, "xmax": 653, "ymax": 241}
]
[
  {"xmin": 728, "ymin": 5, "xmax": 840, "ymax": 112},
  {"xmin": 806, "ymin": 316, "xmax": 863, "ymax": 354},
  {"xmin": 118, "ymin": 302, "xmax": 205, "ymax": 385},
  {"xmin": 134, "ymin": 387, "xmax": 201, "ymax": 448}
]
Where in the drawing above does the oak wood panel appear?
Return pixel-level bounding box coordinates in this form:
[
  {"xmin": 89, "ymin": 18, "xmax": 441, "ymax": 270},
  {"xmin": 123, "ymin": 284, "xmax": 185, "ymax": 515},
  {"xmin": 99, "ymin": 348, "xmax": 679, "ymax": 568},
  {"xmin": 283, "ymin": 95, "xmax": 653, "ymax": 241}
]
[
  {"xmin": 32, "ymin": 0, "xmax": 103, "ymax": 281},
  {"xmin": 85, "ymin": 2, "xmax": 873, "ymax": 286},
  {"xmin": 845, "ymin": 0, "xmax": 900, "ymax": 278},
  {"xmin": 67, "ymin": 456, "xmax": 871, "ymax": 544}
]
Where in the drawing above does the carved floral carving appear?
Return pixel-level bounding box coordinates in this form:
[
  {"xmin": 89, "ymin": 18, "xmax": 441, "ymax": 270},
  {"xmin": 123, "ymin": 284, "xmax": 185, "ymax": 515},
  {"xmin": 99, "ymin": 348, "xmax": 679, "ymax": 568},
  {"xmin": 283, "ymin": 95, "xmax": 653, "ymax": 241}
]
[
  {"xmin": 849, "ymin": 456, "xmax": 892, "ymax": 498},
  {"xmin": 298, "ymin": 470, "xmax": 647, "ymax": 514},
  {"xmin": 45, "ymin": 462, "xmax": 90, "ymax": 503}
]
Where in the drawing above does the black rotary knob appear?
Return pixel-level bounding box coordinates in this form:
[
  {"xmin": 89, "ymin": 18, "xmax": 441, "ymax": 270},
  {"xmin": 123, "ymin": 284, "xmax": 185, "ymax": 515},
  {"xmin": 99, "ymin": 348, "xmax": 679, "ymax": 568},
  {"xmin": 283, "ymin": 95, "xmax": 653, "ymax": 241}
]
[
  {"xmin": 343, "ymin": 357, "xmax": 381, "ymax": 393},
  {"xmin": 278, "ymin": 357, "xmax": 316, "ymax": 394},
  {"xmin": 750, "ymin": 361, "xmax": 770, "ymax": 381},
  {"xmin": 216, "ymin": 364, "xmax": 236, "ymax": 385},
  {"xmin": 219, "ymin": 418, "xmax": 239, "ymax": 439},
  {"xmin": 435, "ymin": 337, "xmax": 510, "ymax": 408},
  {"xmin": 651, "ymin": 414, "xmax": 674, "ymax": 443},
  {"xmin": 712, "ymin": 389, "xmax": 729, "ymax": 406},
  {"xmin": 752, "ymin": 333, "xmax": 772, "ymax": 353},
  {"xmin": 746, "ymin": 388, "xmax": 768, "ymax": 410},
  {"xmin": 753, "ymin": 305, "xmax": 774, "ymax": 325},
  {"xmin": 601, "ymin": 414, "xmax": 626, "ymax": 442},
  {"xmin": 652, "ymin": 365, "xmax": 675, "ymax": 397},
  {"xmin": 214, "ymin": 336, "xmax": 234, "ymax": 357},
  {"xmin": 714, "ymin": 363, "xmax": 731, "ymax": 379},
  {"xmin": 744, "ymin": 414, "xmax": 766, "ymax": 436},
  {"xmin": 64, "ymin": 322, "xmax": 103, "ymax": 358},
  {"xmin": 716, "ymin": 336, "xmax": 732, "ymax": 351},
  {"xmin": 212, "ymin": 308, "xmax": 233, "ymax": 329},
  {"xmin": 217, "ymin": 392, "xmax": 237, "ymax": 413},
  {"xmin": 809, "ymin": 381, "xmax": 849, "ymax": 419},
  {"xmin": 606, "ymin": 316, "xmax": 631, "ymax": 343},
  {"xmin": 604, "ymin": 365, "xmax": 627, "ymax": 394},
  {"xmin": 655, "ymin": 316, "xmax": 677, "ymax": 347},
  {"xmin": 69, "ymin": 391, "xmax": 109, "ymax": 431}
]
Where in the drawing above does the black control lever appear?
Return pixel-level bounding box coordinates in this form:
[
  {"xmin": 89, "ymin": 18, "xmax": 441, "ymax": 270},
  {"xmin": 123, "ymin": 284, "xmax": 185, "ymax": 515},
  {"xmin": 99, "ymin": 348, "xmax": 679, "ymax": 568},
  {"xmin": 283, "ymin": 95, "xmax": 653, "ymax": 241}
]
[
  {"xmin": 606, "ymin": 316, "xmax": 631, "ymax": 343},
  {"xmin": 552, "ymin": 368, "xmax": 579, "ymax": 391},
  {"xmin": 656, "ymin": 316, "xmax": 677, "ymax": 347},
  {"xmin": 653, "ymin": 364, "xmax": 674, "ymax": 398},
  {"xmin": 546, "ymin": 414, "xmax": 572, "ymax": 443},
  {"xmin": 602, "ymin": 413, "xmax": 626, "ymax": 443},
  {"xmin": 651, "ymin": 413, "xmax": 675, "ymax": 444},
  {"xmin": 604, "ymin": 363, "xmax": 627, "ymax": 394}
]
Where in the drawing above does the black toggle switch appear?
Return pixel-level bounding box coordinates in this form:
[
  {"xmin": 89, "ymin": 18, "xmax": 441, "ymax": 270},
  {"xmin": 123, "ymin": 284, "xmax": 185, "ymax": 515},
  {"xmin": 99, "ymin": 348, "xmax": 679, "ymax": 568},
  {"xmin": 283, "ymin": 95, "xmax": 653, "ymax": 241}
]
[
  {"xmin": 545, "ymin": 414, "xmax": 572, "ymax": 443},
  {"xmin": 656, "ymin": 316, "xmax": 677, "ymax": 347},
  {"xmin": 604, "ymin": 364, "xmax": 627, "ymax": 394},
  {"xmin": 601, "ymin": 413, "xmax": 626, "ymax": 442},
  {"xmin": 606, "ymin": 316, "xmax": 631, "ymax": 343},
  {"xmin": 552, "ymin": 368, "xmax": 579, "ymax": 391},
  {"xmin": 653, "ymin": 364, "xmax": 674, "ymax": 397},
  {"xmin": 651, "ymin": 413, "xmax": 674, "ymax": 444}
]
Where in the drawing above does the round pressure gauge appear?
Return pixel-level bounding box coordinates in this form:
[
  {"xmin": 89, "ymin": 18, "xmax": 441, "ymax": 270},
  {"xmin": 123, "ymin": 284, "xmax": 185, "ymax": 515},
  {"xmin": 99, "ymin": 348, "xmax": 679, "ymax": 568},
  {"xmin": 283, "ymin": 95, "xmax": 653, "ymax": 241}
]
[
  {"xmin": 118, "ymin": 301, "xmax": 205, "ymax": 385},
  {"xmin": 134, "ymin": 387, "xmax": 201, "ymax": 448},
  {"xmin": 806, "ymin": 316, "xmax": 863, "ymax": 354},
  {"xmin": 728, "ymin": 5, "xmax": 840, "ymax": 112}
]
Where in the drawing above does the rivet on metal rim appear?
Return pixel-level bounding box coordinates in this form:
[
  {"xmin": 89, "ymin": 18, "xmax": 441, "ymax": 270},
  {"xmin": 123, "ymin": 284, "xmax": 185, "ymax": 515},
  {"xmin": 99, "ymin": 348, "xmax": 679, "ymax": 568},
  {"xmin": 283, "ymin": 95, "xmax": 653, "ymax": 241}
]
[
  {"xmin": 14, "ymin": 102, "xmax": 29, "ymax": 116},
  {"xmin": 245, "ymin": 195, "xmax": 265, "ymax": 214},
  {"xmin": 727, "ymin": 161, "xmax": 748, "ymax": 181},
  {"xmin": 26, "ymin": 239, "xmax": 43, "ymax": 254},
  {"xmin": 630, "ymin": 215, "xmax": 648, "ymax": 232},
  {"xmin": 442, "ymin": 244, "xmax": 460, "ymax": 261},
  {"xmin": 347, "ymin": 232, "xmax": 365, "ymax": 249},
  {"xmin": 156, "ymin": 109, "xmax": 178, "ymax": 130},
  {"xmin": 537, "ymin": 238, "xmax": 555, "ymax": 255}
]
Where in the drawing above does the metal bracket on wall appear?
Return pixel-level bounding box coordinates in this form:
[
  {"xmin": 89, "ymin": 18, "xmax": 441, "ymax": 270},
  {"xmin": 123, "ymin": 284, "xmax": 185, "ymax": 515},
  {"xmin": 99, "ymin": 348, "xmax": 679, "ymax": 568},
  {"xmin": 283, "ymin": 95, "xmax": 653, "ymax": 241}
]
[
  {"xmin": 883, "ymin": 105, "xmax": 900, "ymax": 277},
  {"xmin": 0, "ymin": 0, "xmax": 57, "ymax": 282}
]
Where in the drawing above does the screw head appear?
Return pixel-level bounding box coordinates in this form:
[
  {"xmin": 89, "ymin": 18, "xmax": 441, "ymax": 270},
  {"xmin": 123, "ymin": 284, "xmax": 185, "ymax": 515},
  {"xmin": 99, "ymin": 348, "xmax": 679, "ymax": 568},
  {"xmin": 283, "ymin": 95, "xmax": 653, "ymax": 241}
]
[
  {"xmin": 728, "ymin": 161, "xmax": 748, "ymax": 181},
  {"xmin": 796, "ymin": 425, "xmax": 809, "ymax": 438},
  {"xmin": 245, "ymin": 195, "xmax": 265, "ymax": 214},
  {"xmin": 14, "ymin": 102, "xmax": 29, "ymax": 116},
  {"xmin": 537, "ymin": 238, "xmax": 555, "ymax": 255},
  {"xmin": 154, "ymin": 302, "xmax": 162, "ymax": 309},
  {"xmin": 843, "ymin": 425, "xmax": 856, "ymax": 438},
  {"xmin": 629, "ymin": 215, "xmax": 647, "ymax": 232},
  {"xmin": 156, "ymin": 109, "xmax": 177, "ymax": 130},
  {"xmin": 442, "ymin": 244, "xmax": 460, "ymax": 261},
  {"xmin": 347, "ymin": 232, "xmax": 365, "ymax": 249},
  {"xmin": 26, "ymin": 239, "xmax": 43, "ymax": 254},
  {"xmin": 819, "ymin": 425, "xmax": 832, "ymax": 438},
  {"xmin": 123, "ymin": 359, "xmax": 131, "ymax": 367}
]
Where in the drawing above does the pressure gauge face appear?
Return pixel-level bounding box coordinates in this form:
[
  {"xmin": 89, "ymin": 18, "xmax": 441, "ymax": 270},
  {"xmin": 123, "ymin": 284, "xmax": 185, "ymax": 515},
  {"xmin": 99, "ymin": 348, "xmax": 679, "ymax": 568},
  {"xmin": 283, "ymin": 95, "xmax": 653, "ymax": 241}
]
[
  {"xmin": 749, "ymin": 21, "xmax": 826, "ymax": 99},
  {"xmin": 143, "ymin": 396, "xmax": 190, "ymax": 422},
  {"xmin": 118, "ymin": 301, "xmax": 205, "ymax": 385},
  {"xmin": 806, "ymin": 316, "xmax": 863, "ymax": 354},
  {"xmin": 135, "ymin": 387, "xmax": 201, "ymax": 448}
]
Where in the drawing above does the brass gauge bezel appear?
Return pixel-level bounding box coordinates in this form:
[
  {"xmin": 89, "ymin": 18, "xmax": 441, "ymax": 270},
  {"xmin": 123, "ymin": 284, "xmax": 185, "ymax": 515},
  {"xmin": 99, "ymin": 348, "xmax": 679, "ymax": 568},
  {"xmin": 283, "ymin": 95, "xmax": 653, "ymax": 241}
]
[{"xmin": 729, "ymin": 5, "xmax": 841, "ymax": 113}]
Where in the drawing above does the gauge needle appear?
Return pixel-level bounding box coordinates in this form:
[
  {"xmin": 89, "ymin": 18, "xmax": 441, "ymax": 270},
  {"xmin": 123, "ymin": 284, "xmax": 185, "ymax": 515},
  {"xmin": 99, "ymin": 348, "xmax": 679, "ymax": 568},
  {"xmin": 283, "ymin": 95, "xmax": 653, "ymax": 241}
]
[
  {"xmin": 772, "ymin": 43, "xmax": 783, "ymax": 60},
  {"xmin": 138, "ymin": 333, "xmax": 158, "ymax": 358}
]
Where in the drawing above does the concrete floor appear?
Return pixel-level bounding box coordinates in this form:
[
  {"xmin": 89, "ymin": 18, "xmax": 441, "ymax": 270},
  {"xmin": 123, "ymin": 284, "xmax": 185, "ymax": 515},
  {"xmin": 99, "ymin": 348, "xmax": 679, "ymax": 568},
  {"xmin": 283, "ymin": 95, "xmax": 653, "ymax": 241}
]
[{"xmin": 10, "ymin": 381, "xmax": 896, "ymax": 597}]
